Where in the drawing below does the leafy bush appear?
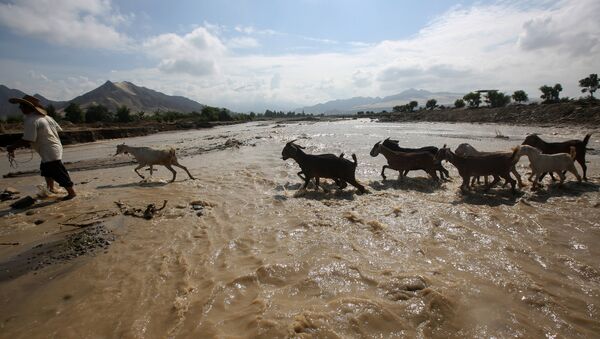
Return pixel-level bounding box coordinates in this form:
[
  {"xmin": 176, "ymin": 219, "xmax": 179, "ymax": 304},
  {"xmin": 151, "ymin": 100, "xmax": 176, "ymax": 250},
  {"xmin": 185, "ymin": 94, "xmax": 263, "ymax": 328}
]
[
  {"xmin": 540, "ymin": 84, "xmax": 562, "ymax": 103},
  {"xmin": 579, "ymin": 74, "xmax": 598, "ymax": 99},
  {"xmin": 64, "ymin": 103, "xmax": 84, "ymax": 123},
  {"xmin": 425, "ymin": 99, "xmax": 438, "ymax": 110},
  {"xmin": 85, "ymin": 104, "xmax": 113, "ymax": 123},
  {"xmin": 512, "ymin": 90, "xmax": 528, "ymax": 103},
  {"xmin": 463, "ymin": 92, "xmax": 481, "ymax": 108},
  {"xmin": 116, "ymin": 105, "xmax": 132, "ymax": 122},
  {"xmin": 454, "ymin": 99, "xmax": 466, "ymax": 108},
  {"xmin": 485, "ymin": 90, "xmax": 511, "ymax": 108}
]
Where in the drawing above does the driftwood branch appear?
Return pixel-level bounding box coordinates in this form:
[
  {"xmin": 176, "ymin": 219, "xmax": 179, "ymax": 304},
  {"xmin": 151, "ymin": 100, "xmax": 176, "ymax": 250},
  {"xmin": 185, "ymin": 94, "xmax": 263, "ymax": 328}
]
[{"xmin": 114, "ymin": 200, "xmax": 168, "ymax": 219}]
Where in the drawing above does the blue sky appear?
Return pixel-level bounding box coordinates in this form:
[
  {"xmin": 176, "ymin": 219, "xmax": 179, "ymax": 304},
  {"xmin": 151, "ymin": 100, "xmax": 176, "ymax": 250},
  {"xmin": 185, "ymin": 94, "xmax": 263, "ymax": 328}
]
[{"xmin": 0, "ymin": 0, "xmax": 599, "ymax": 112}]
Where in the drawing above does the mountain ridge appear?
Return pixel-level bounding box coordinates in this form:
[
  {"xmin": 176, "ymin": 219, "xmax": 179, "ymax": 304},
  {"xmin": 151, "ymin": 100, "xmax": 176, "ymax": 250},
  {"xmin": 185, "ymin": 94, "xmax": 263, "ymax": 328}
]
[
  {"xmin": 295, "ymin": 88, "xmax": 464, "ymax": 114},
  {"xmin": 0, "ymin": 81, "xmax": 206, "ymax": 119}
]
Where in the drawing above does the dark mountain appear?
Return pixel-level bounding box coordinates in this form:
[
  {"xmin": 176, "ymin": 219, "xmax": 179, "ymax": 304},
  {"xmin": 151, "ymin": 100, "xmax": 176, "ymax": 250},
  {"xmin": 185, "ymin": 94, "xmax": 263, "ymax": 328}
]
[
  {"xmin": 68, "ymin": 81, "xmax": 205, "ymax": 113},
  {"xmin": 296, "ymin": 88, "xmax": 464, "ymax": 115},
  {"xmin": 1, "ymin": 81, "xmax": 206, "ymax": 120},
  {"xmin": 0, "ymin": 85, "xmax": 28, "ymax": 119}
]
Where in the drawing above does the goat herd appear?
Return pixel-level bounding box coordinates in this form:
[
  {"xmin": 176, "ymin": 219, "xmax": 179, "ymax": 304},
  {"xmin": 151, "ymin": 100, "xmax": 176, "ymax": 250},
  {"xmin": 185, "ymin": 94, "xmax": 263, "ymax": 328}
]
[{"xmin": 281, "ymin": 133, "xmax": 592, "ymax": 194}]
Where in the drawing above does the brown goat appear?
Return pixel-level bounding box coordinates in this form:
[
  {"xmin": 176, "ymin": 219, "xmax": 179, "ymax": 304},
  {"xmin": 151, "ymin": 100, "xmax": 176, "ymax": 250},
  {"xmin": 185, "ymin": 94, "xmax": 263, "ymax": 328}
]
[
  {"xmin": 435, "ymin": 145, "xmax": 519, "ymax": 194},
  {"xmin": 370, "ymin": 141, "xmax": 440, "ymax": 182}
]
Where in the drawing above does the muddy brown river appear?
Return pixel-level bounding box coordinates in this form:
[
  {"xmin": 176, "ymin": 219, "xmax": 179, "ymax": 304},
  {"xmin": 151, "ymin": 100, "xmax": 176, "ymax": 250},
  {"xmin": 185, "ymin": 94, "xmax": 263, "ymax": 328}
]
[{"xmin": 1, "ymin": 119, "xmax": 599, "ymax": 338}]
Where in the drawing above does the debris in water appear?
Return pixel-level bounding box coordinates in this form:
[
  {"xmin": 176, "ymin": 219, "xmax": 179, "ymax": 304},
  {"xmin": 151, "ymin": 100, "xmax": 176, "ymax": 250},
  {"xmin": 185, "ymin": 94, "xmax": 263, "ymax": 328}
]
[
  {"xmin": 10, "ymin": 196, "xmax": 36, "ymax": 209},
  {"xmin": 1, "ymin": 187, "xmax": 19, "ymax": 201},
  {"xmin": 115, "ymin": 200, "xmax": 168, "ymax": 219}
]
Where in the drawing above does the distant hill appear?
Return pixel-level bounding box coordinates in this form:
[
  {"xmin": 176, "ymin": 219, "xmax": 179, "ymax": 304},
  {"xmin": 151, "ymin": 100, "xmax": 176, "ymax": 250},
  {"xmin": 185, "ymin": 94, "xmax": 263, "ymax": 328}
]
[
  {"xmin": 1, "ymin": 81, "xmax": 206, "ymax": 120},
  {"xmin": 296, "ymin": 88, "xmax": 464, "ymax": 114},
  {"xmin": 69, "ymin": 81, "xmax": 205, "ymax": 113}
]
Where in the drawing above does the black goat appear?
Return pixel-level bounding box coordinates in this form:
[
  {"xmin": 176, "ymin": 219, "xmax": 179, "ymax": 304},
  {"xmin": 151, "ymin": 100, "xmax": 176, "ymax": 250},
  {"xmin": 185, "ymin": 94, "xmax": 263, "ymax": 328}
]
[
  {"xmin": 383, "ymin": 138, "xmax": 450, "ymax": 180},
  {"xmin": 282, "ymin": 140, "xmax": 366, "ymax": 193},
  {"xmin": 522, "ymin": 133, "xmax": 591, "ymax": 181}
]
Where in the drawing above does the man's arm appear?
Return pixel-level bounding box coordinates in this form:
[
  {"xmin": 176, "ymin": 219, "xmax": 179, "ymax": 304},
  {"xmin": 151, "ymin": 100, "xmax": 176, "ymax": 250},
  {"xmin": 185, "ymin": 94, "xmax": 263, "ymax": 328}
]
[{"xmin": 7, "ymin": 139, "xmax": 31, "ymax": 153}]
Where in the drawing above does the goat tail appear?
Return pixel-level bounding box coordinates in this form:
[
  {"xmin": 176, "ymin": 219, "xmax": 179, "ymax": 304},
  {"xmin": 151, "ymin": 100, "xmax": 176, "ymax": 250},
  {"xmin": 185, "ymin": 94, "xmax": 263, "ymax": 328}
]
[
  {"xmin": 583, "ymin": 133, "xmax": 592, "ymax": 146},
  {"xmin": 569, "ymin": 146, "xmax": 577, "ymax": 160},
  {"xmin": 352, "ymin": 153, "xmax": 358, "ymax": 166},
  {"xmin": 510, "ymin": 146, "xmax": 520, "ymax": 162}
]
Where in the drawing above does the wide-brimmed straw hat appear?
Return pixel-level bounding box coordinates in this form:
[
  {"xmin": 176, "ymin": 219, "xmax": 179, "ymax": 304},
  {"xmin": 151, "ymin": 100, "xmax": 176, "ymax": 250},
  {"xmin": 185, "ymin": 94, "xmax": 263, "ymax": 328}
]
[{"xmin": 8, "ymin": 95, "xmax": 47, "ymax": 115}]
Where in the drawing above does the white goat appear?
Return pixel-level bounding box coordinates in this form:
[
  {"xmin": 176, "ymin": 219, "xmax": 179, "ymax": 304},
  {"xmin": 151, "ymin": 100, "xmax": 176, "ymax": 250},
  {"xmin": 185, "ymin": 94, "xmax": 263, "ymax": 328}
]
[
  {"xmin": 455, "ymin": 143, "xmax": 524, "ymax": 187},
  {"xmin": 516, "ymin": 145, "xmax": 581, "ymax": 188},
  {"xmin": 115, "ymin": 144, "xmax": 195, "ymax": 182}
]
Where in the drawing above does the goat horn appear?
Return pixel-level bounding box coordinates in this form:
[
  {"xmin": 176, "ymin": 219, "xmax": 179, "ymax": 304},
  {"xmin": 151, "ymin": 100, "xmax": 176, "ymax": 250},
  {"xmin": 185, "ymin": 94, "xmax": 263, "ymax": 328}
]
[{"xmin": 287, "ymin": 139, "xmax": 298, "ymax": 144}]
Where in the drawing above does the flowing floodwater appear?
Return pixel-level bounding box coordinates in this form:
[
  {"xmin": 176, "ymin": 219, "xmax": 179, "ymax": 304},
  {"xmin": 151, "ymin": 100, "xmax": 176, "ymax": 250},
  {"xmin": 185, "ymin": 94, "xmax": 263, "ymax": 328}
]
[{"xmin": 0, "ymin": 119, "xmax": 599, "ymax": 338}]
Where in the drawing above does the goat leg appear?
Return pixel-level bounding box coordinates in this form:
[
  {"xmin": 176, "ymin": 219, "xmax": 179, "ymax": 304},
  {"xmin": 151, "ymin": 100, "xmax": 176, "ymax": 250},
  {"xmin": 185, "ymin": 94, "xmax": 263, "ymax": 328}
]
[
  {"xmin": 165, "ymin": 164, "xmax": 177, "ymax": 182},
  {"xmin": 381, "ymin": 165, "xmax": 388, "ymax": 180},
  {"xmin": 511, "ymin": 165, "xmax": 525, "ymax": 187},
  {"xmin": 346, "ymin": 178, "xmax": 366, "ymax": 194},
  {"xmin": 297, "ymin": 171, "xmax": 306, "ymax": 181},
  {"xmin": 173, "ymin": 163, "xmax": 195, "ymax": 180},
  {"xmin": 485, "ymin": 176, "xmax": 500, "ymax": 191},
  {"xmin": 134, "ymin": 164, "xmax": 145, "ymax": 179},
  {"xmin": 334, "ymin": 178, "xmax": 348, "ymax": 189},
  {"xmin": 314, "ymin": 177, "xmax": 321, "ymax": 191}
]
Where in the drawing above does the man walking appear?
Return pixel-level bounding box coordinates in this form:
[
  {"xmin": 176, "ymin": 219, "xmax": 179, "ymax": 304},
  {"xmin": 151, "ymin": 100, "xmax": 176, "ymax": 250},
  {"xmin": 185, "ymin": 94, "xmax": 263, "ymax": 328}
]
[{"xmin": 7, "ymin": 95, "xmax": 76, "ymax": 200}]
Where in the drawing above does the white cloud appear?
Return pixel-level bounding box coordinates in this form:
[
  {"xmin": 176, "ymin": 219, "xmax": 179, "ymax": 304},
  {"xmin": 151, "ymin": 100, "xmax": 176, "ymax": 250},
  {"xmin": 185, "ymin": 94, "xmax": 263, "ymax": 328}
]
[
  {"xmin": 142, "ymin": 27, "xmax": 226, "ymax": 76},
  {"xmin": 227, "ymin": 37, "xmax": 260, "ymax": 49},
  {"xmin": 0, "ymin": 0, "xmax": 132, "ymax": 49}
]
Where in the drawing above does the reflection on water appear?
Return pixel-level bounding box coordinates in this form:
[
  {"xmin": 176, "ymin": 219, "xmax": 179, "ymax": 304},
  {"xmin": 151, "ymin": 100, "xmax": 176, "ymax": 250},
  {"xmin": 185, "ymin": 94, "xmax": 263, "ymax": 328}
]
[{"xmin": 0, "ymin": 119, "xmax": 599, "ymax": 338}]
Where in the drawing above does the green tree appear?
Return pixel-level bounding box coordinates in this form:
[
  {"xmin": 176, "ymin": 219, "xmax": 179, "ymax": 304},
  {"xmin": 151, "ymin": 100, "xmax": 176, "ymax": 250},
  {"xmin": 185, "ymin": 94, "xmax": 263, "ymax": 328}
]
[
  {"xmin": 540, "ymin": 83, "xmax": 562, "ymax": 103},
  {"xmin": 425, "ymin": 99, "xmax": 438, "ymax": 110},
  {"xmin": 454, "ymin": 99, "xmax": 466, "ymax": 108},
  {"xmin": 408, "ymin": 101, "xmax": 418, "ymax": 112},
  {"xmin": 202, "ymin": 106, "xmax": 220, "ymax": 121},
  {"xmin": 85, "ymin": 104, "xmax": 113, "ymax": 123},
  {"xmin": 64, "ymin": 102, "xmax": 84, "ymax": 123},
  {"xmin": 218, "ymin": 108, "xmax": 232, "ymax": 121},
  {"xmin": 136, "ymin": 111, "xmax": 146, "ymax": 121},
  {"xmin": 45, "ymin": 104, "xmax": 57, "ymax": 119},
  {"xmin": 463, "ymin": 92, "xmax": 481, "ymax": 108},
  {"xmin": 579, "ymin": 73, "xmax": 598, "ymax": 99},
  {"xmin": 392, "ymin": 105, "xmax": 403, "ymax": 113},
  {"xmin": 116, "ymin": 105, "xmax": 132, "ymax": 122},
  {"xmin": 512, "ymin": 90, "xmax": 528, "ymax": 104},
  {"xmin": 485, "ymin": 90, "xmax": 511, "ymax": 108}
]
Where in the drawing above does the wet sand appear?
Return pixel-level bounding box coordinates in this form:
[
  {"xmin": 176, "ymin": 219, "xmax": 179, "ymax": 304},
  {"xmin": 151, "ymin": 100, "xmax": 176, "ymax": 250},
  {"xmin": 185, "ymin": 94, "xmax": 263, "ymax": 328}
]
[{"xmin": 0, "ymin": 120, "xmax": 599, "ymax": 338}]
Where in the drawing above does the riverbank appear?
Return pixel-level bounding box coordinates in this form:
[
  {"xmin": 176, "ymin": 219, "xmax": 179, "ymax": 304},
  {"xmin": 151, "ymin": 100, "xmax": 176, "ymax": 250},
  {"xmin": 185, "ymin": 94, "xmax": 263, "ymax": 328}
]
[
  {"xmin": 0, "ymin": 120, "xmax": 224, "ymax": 147},
  {"xmin": 377, "ymin": 101, "xmax": 600, "ymax": 126}
]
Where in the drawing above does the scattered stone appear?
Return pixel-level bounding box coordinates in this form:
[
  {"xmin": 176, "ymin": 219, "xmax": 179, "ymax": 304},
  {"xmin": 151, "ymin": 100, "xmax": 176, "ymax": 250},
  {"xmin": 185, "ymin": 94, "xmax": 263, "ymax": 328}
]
[
  {"xmin": 196, "ymin": 211, "xmax": 204, "ymax": 217},
  {"xmin": 34, "ymin": 219, "xmax": 45, "ymax": 225},
  {"xmin": 175, "ymin": 204, "xmax": 187, "ymax": 209},
  {"xmin": 25, "ymin": 210, "xmax": 37, "ymax": 216}
]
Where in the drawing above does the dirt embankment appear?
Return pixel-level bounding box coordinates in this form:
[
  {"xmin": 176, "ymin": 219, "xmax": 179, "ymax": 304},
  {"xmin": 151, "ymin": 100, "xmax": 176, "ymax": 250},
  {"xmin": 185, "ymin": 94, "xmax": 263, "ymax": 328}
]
[
  {"xmin": 0, "ymin": 120, "xmax": 221, "ymax": 147},
  {"xmin": 377, "ymin": 101, "xmax": 600, "ymax": 125}
]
